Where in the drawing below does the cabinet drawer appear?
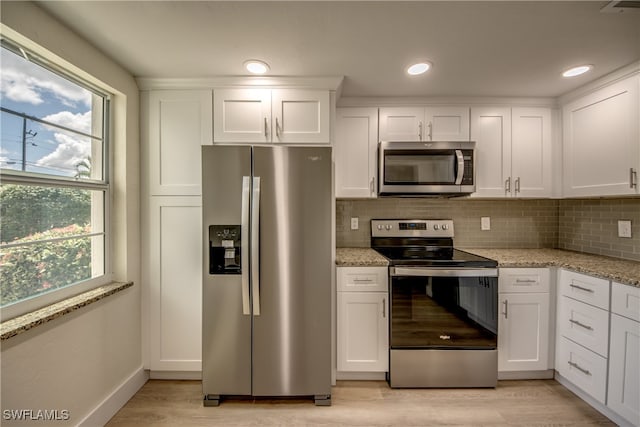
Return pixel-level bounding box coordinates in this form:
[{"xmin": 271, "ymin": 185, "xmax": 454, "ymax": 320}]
[
  {"xmin": 559, "ymin": 269, "xmax": 609, "ymax": 310},
  {"xmin": 558, "ymin": 296, "xmax": 609, "ymax": 357},
  {"xmin": 499, "ymin": 268, "xmax": 550, "ymax": 293},
  {"xmin": 557, "ymin": 336, "xmax": 608, "ymax": 404},
  {"xmin": 612, "ymin": 282, "xmax": 640, "ymax": 322},
  {"xmin": 338, "ymin": 267, "xmax": 388, "ymax": 292}
]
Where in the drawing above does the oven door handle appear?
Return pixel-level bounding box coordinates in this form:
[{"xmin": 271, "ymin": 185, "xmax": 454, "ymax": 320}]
[{"xmin": 391, "ymin": 267, "xmax": 498, "ymax": 277}]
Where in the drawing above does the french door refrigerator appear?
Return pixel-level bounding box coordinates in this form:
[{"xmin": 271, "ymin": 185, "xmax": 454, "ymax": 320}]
[{"xmin": 202, "ymin": 145, "xmax": 332, "ymax": 406}]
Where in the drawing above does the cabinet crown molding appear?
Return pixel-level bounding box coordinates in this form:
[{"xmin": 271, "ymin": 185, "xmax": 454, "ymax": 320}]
[{"xmin": 136, "ymin": 76, "xmax": 344, "ymax": 92}]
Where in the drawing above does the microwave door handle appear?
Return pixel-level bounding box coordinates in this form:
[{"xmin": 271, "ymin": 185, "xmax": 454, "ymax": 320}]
[{"xmin": 455, "ymin": 150, "xmax": 464, "ymax": 185}]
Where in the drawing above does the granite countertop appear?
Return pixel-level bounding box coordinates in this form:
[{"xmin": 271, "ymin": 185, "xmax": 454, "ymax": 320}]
[
  {"xmin": 336, "ymin": 248, "xmax": 389, "ymax": 267},
  {"xmin": 336, "ymin": 247, "xmax": 640, "ymax": 287}
]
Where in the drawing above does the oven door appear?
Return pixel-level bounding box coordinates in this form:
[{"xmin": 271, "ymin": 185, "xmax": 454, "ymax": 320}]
[
  {"xmin": 390, "ymin": 267, "xmax": 498, "ymax": 350},
  {"xmin": 378, "ymin": 141, "xmax": 475, "ymax": 195}
]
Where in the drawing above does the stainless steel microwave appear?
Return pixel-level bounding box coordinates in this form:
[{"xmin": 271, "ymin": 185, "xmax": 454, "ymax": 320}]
[{"xmin": 378, "ymin": 141, "xmax": 476, "ymax": 196}]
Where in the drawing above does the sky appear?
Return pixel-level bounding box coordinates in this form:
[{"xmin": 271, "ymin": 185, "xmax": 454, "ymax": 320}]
[{"xmin": 0, "ymin": 46, "xmax": 101, "ymax": 178}]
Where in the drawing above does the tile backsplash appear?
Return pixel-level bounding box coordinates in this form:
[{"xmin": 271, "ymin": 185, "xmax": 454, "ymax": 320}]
[
  {"xmin": 337, "ymin": 197, "xmax": 640, "ymax": 262},
  {"xmin": 558, "ymin": 198, "xmax": 640, "ymax": 261},
  {"xmin": 337, "ymin": 198, "xmax": 559, "ymax": 249}
]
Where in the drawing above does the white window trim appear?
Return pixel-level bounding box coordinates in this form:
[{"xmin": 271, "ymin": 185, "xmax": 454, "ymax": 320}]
[{"xmin": 0, "ymin": 37, "xmax": 114, "ymax": 322}]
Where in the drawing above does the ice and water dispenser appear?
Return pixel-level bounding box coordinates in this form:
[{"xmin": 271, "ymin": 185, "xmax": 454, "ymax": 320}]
[{"xmin": 209, "ymin": 225, "xmax": 241, "ymax": 274}]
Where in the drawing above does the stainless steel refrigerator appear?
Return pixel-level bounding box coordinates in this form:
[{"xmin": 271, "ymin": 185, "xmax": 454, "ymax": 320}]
[{"xmin": 202, "ymin": 145, "xmax": 332, "ymax": 406}]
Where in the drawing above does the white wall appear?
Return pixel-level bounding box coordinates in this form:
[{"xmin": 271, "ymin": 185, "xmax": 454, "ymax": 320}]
[{"xmin": 0, "ymin": 2, "xmax": 142, "ymax": 425}]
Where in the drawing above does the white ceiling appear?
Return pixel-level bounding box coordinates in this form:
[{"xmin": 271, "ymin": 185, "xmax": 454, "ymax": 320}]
[{"xmin": 36, "ymin": 1, "xmax": 640, "ymax": 98}]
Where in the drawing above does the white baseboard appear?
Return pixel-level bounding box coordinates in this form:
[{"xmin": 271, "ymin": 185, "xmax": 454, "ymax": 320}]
[
  {"xmin": 78, "ymin": 366, "xmax": 148, "ymax": 427},
  {"xmin": 150, "ymin": 370, "xmax": 202, "ymax": 380},
  {"xmin": 498, "ymin": 369, "xmax": 554, "ymax": 380},
  {"xmin": 336, "ymin": 371, "xmax": 387, "ymax": 381}
]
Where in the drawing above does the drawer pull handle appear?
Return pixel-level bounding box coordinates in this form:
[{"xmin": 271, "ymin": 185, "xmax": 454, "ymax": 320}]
[
  {"xmin": 569, "ymin": 319, "xmax": 594, "ymax": 331},
  {"xmin": 568, "ymin": 361, "xmax": 591, "ymax": 376},
  {"xmin": 353, "ymin": 278, "xmax": 373, "ymax": 283},
  {"xmin": 502, "ymin": 300, "xmax": 508, "ymax": 319},
  {"xmin": 516, "ymin": 279, "xmax": 536, "ymax": 283},
  {"xmin": 569, "ymin": 284, "xmax": 594, "ymax": 293}
]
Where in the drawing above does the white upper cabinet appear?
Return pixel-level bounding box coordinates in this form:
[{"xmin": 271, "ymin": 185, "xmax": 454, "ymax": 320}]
[
  {"xmin": 562, "ymin": 74, "xmax": 640, "ymax": 197},
  {"xmin": 213, "ymin": 88, "xmax": 271, "ymax": 143},
  {"xmin": 471, "ymin": 107, "xmax": 512, "ymax": 197},
  {"xmin": 511, "ymin": 108, "xmax": 552, "ymax": 197},
  {"xmin": 471, "ymin": 107, "xmax": 552, "ymax": 198},
  {"xmin": 143, "ymin": 90, "xmax": 213, "ymax": 196},
  {"xmin": 214, "ymin": 88, "xmax": 330, "ymax": 144},
  {"xmin": 335, "ymin": 107, "xmax": 379, "ymax": 198},
  {"xmin": 379, "ymin": 106, "xmax": 470, "ymax": 141}
]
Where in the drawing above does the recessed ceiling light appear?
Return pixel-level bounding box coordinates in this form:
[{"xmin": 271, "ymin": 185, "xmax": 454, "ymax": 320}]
[
  {"xmin": 244, "ymin": 60, "xmax": 270, "ymax": 74},
  {"xmin": 407, "ymin": 62, "xmax": 432, "ymax": 76},
  {"xmin": 562, "ymin": 65, "xmax": 593, "ymax": 78}
]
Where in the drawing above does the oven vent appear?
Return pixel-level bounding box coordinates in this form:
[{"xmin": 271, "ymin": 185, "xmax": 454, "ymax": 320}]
[{"xmin": 601, "ymin": 1, "xmax": 640, "ymax": 13}]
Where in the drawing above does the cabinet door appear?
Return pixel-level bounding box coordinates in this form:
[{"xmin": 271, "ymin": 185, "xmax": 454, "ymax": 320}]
[
  {"xmin": 271, "ymin": 89, "xmax": 330, "ymax": 143},
  {"xmin": 470, "ymin": 107, "xmax": 512, "ymax": 197},
  {"xmin": 213, "ymin": 88, "xmax": 271, "ymax": 143},
  {"xmin": 563, "ymin": 76, "xmax": 640, "ymax": 196},
  {"xmin": 335, "ymin": 108, "xmax": 378, "ymax": 198},
  {"xmin": 608, "ymin": 313, "xmax": 640, "ymax": 426},
  {"xmin": 379, "ymin": 107, "xmax": 423, "ymax": 141},
  {"xmin": 425, "ymin": 106, "xmax": 470, "ymax": 141},
  {"xmin": 512, "ymin": 108, "xmax": 552, "ymax": 197},
  {"xmin": 337, "ymin": 292, "xmax": 388, "ymax": 372},
  {"xmin": 145, "ymin": 90, "xmax": 213, "ymax": 195},
  {"xmin": 498, "ymin": 292, "xmax": 550, "ymax": 372},
  {"xmin": 147, "ymin": 197, "xmax": 202, "ymax": 372}
]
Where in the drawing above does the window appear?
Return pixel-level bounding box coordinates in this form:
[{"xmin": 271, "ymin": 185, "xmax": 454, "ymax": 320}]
[{"xmin": 0, "ymin": 38, "xmax": 110, "ymax": 320}]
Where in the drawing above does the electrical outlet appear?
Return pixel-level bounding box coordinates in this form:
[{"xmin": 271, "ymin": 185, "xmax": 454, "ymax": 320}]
[
  {"xmin": 351, "ymin": 217, "xmax": 359, "ymax": 230},
  {"xmin": 618, "ymin": 220, "xmax": 632, "ymax": 238},
  {"xmin": 481, "ymin": 217, "xmax": 491, "ymax": 231}
]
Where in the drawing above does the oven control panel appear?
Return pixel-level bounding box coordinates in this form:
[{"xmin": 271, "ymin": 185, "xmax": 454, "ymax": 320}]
[{"xmin": 371, "ymin": 219, "xmax": 454, "ymax": 237}]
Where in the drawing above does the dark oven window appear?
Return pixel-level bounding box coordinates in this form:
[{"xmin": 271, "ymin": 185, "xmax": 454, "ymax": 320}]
[{"xmin": 390, "ymin": 276, "xmax": 497, "ymax": 349}]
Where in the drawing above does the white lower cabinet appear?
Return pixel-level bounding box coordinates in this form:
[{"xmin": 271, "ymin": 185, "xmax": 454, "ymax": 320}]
[
  {"xmin": 555, "ymin": 269, "xmax": 610, "ymax": 405},
  {"xmin": 607, "ymin": 283, "xmax": 640, "ymax": 426},
  {"xmin": 337, "ymin": 267, "xmax": 388, "ymax": 374},
  {"xmin": 498, "ymin": 268, "xmax": 551, "ymax": 374},
  {"xmin": 146, "ymin": 197, "xmax": 202, "ymax": 373}
]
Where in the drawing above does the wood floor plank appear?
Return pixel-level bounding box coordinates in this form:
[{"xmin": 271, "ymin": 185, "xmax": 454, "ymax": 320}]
[{"xmin": 106, "ymin": 380, "xmax": 615, "ymax": 426}]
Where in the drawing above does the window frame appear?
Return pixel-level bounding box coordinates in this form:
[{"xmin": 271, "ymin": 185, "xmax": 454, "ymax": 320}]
[{"xmin": 0, "ymin": 37, "xmax": 113, "ymax": 321}]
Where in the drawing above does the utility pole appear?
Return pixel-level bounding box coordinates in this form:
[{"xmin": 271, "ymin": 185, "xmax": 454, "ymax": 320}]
[{"xmin": 21, "ymin": 116, "xmax": 26, "ymax": 171}]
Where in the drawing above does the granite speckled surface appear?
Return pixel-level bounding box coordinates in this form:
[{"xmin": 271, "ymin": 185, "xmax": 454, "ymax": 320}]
[
  {"xmin": 336, "ymin": 248, "xmax": 389, "ymax": 267},
  {"xmin": 1, "ymin": 281, "xmax": 133, "ymax": 340},
  {"xmin": 337, "ymin": 247, "xmax": 640, "ymax": 287}
]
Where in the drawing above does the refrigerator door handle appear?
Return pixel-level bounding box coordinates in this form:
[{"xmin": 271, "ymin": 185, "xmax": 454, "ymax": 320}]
[
  {"xmin": 241, "ymin": 176, "xmax": 251, "ymax": 315},
  {"xmin": 251, "ymin": 176, "xmax": 261, "ymax": 316}
]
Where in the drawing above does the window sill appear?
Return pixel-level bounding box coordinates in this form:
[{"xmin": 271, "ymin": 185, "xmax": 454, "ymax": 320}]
[{"xmin": 0, "ymin": 281, "xmax": 133, "ymax": 341}]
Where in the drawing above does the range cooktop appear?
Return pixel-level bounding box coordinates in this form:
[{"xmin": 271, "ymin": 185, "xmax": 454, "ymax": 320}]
[{"xmin": 370, "ymin": 219, "xmax": 497, "ymax": 268}]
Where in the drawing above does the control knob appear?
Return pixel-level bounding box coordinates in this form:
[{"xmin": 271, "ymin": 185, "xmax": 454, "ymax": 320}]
[
  {"xmin": 433, "ymin": 224, "xmax": 440, "ymax": 230},
  {"xmin": 442, "ymin": 224, "xmax": 449, "ymax": 230}
]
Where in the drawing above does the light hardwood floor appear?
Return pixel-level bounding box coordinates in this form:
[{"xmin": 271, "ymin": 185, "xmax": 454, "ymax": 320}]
[{"xmin": 106, "ymin": 380, "xmax": 615, "ymax": 426}]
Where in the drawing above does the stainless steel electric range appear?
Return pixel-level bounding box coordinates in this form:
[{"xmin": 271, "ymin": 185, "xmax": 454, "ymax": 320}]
[{"xmin": 371, "ymin": 219, "xmax": 499, "ymax": 388}]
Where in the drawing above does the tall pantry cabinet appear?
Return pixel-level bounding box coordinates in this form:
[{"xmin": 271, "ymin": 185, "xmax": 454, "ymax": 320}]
[{"xmin": 141, "ymin": 90, "xmax": 212, "ymax": 375}]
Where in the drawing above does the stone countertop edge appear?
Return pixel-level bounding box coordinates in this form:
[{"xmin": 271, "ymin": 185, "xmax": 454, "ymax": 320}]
[
  {"xmin": 336, "ymin": 247, "xmax": 640, "ymax": 287},
  {"xmin": 1, "ymin": 281, "xmax": 134, "ymax": 341},
  {"xmin": 336, "ymin": 247, "xmax": 390, "ymax": 267}
]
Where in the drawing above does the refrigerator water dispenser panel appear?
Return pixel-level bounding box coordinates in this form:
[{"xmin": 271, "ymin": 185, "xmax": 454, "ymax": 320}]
[{"xmin": 209, "ymin": 225, "xmax": 241, "ymax": 274}]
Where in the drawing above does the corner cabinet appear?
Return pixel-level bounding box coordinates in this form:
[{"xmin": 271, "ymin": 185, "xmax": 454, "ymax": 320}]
[
  {"xmin": 334, "ymin": 108, "xmax": 378, "ymax": 198},
  {"xmin": 213, "ymin": 88, "xmax": 330, "ymax": 144},
  {"xmin": 471, "ymin": 107, "xmax": 552, "ymax": 198},
  {"xmin": 607, "ymin": 282, "xmax": 640, "ymax": 426},
  {"xmin": 497, "ymin": 268, "xmax": 551, "ymax": 376},
  {"xmin": 379, "ymin": 106, "xmax": 470, "ymax": 141},
  {"xmin": 337, "ymin": 267, "xmax": 389, "ymax": 375},
  {"xmin": 562, "ymin": 74, "xmax": 640, "ymax": 197}
]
